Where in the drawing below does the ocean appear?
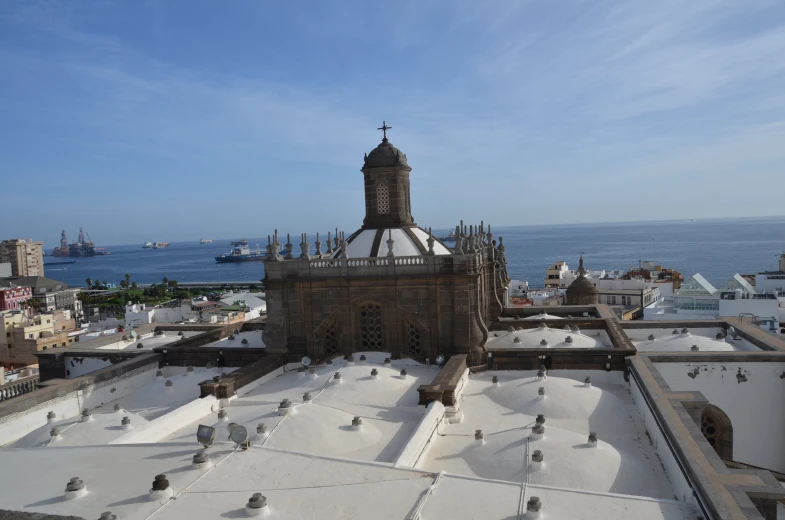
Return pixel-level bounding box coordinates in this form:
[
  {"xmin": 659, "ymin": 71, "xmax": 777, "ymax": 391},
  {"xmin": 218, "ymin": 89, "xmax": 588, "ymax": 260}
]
[{"xmin": 42, "ymin": 217, "xmax": 785, "ymax": 289}]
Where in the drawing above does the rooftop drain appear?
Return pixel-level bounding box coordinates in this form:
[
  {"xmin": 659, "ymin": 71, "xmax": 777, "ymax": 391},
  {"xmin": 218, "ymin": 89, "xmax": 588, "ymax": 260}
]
[
  {"xmin": 50, "ymin": 427, "xmax": 61, "ymax": 439},
  {"xmin": 384, "ymin": 358, "xmax": 391, "ymax": 365},
  {"xmin": 113, "ymin": 403, "xmax": 121, "ymax": 412},
  {"xmin": 370, "ymin": 368, "xmax": 379, "ymax": 379},
  {"xmin": 400, "ymin": 369, "xmax": 408, "ymax": 378},
  {"xmin": 121, "ymin": 416, "xmax": 132, "ymax": 430},
  {"xmin": 672, "ymin": 329, "xmax": 678, "ymax": 334},
  {"xmin": 303, "ymin": 392, "xmax": 312, "ymax": 403},
  {"xmin": 80, "ymin": 409, "xmax": 92, "ymax": 422},
  {"xmin": 326, "ymin": 358, "xmax": 333, "ymax": 365},
  {"xmin": 648, "ymin": 334, "xmax": 655, "ymax": 341},
  {"xmin": 531, "ymin": 424, "xmax": 545, "ymax": 439},
  {"xmin": 334, "ymin": 372, "xmax": 342, "ymax": 381},
  {"xmin": 187, "ymin": 366, "xmax": 194, "ymax": 373},
  {"xmin": 149, "ymin": 474, "xmax": 173, "ymax": 501},
  {"xmin": 351, "ymin": 416, "xmax": 363, "ymax": 431},
  {"xmin": 360, "ymin": 354, "xmax": 367, "ymax": 361},
  {"xmin": 156, "ymin": 370, "xmax": 163, "ymax": 378},
  {"xmin": 538, "ymin": 387, "xmax": 545, "ymax": 397},
  {"xmin": 257, "ymin": 423, "xmax": 268, "ymax": 436},
  {"xmin": 526, "ymin": 496, "xmax": 542, "ymax": 518},
  {"xmin": 47, "ymin": 411, "xmax": 56, "ymax": 423},
  {"xmin": 217, "ymin": 409, "xmax": 228, "ymax": 421},
  {"xmin": 98, "ymin": 512, "xmax": 117, "ymax": 520},
  {"xmin": 691, "ymin": 345, "xmax": 700, "ymax": 351},
  {"xmin": 539, "ymin": 339, "xmax": 548, "ymax": 346},
  {"xmin": 246, "ymin": 493, "xmax": 268, "ymax": 516},
  {"xmin": 278, "ymin": 399, "xmax": 293, "ymax": 416},
  {"xmin": 513, "ymin": 336, "xmax": 521, "ymax": 343},
  {"xmin": 492, "ymin": 376, "xmax": 499, "ymax": 385},
  {"xmin": 588, "ymin": 432, "xmax": 598, "ymax": 447},
  {"xmin": 165, "ymin": 379, "xmax": 173, "ymax": 388},
  {"xmin": 584, "ymin": 376, "xmax": 592, "ymax": 387},
  {"xmin": 475, "ymin": 429, "xmax": 485, "ymax": 444},
  {"xmin": 64, "ymin": 477, "xmax": 87, "ymax": 500},
  {"xmin": 565, "ymin": 336, "xmax": 573, "ymax": 344},
  {"xmin": 535, "ymin": 413, "xmax": 545, "ymax": 425}
]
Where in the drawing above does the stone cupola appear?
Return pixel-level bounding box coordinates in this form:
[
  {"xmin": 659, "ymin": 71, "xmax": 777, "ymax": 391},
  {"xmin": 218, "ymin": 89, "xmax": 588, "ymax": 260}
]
[
  {"xmin": 565, "ymin": 255, "xmax": 599, "ymax": 305},
  {"xmin": 361, "ymin": 122, "xmax": 415, "ymax": 229}
]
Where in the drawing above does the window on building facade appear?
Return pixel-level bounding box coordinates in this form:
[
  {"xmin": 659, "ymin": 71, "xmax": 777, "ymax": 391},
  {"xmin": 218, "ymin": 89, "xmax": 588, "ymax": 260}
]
[
  {"xmin": 376, "ymin": 183, "xmax": 390, "ymax": 214},
  {"xmin": 322, "ymin": 321, "xmax": 338, "ymax": 356},
  {"xmin": 701, "ymin": 405, "xmax": 733, "ymax": 459},
  {"xmin": 359, "ymin": 303, "xmax": 384, "ymax": 350},
  {"xmin": 406, "ymin": 322, "xmax": 423, "ymax": 356}
]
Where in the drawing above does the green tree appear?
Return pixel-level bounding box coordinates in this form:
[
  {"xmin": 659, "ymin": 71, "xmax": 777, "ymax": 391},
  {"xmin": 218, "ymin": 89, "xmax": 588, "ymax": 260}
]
[
  {"xmin": 86, "ymin": 277, "xmax": 92, "ymax": 288},
  {"xmin": 102, "ymin": 280, "xmax": 108, "ymax": 289},
  {"xmin": 124, "ymin": 273, "xmax": 131, "ymax": 287},
  {"xmin": 167, "ymin": 279, "xmax": 178, "ymax": 290},
  {"xmin": 162, "ymin": 277, "xmax": 169, "ymax": 289},
  {"xmin": 119, "ymin": 279, "xmax": 128, "ymax": 290},
  {"xmin": 131, "ymin": 281, "xmax": 138, "ymax": 290}
]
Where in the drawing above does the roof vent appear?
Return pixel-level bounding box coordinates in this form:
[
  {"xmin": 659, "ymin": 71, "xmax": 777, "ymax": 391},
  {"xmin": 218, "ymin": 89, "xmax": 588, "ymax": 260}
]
[
  {"xmin": 507, "ymin": 326, "xmax": 515, "ymax": 333},
  {"xmin": 257, "ymin": 423, "xmax": 268, "ymax": 436},
  {"xmin": 165, "ymin": 379, "xmax": 173, "ymax": 388},
  {"xmin": 571, "ymin": 326, "xmax": 580, "ymax": 333},
  {"xmin": 278, "ymin": 399, "xmax": 293, "ymax": 415},
  {"xmin": 206, "ymin": 361, "xmax": 213, "ymax": 369},
  {"xmin": 98, "ymin": 512, "xmax": 117, "ymax": 520},
  {"xmin": 516, "ymin": 326, "xmax": 523, "ymax": 331},
  {"xmin": 681, "ymin": 328, "xmax": 689, "ymax": 334},
  {"xmin": 50, "ymin": 427, "xmax": 61, "ymax": 438},
  {"xmin": 539, "ymin": 339, "xmax": 548, "ymax": 346},
  {"xmin": 326, "ymin": 358, "xmax": 333, "ymax": 365},
  {"xmin": 716, "ymin": 332, "xmax": 724, "ymax": 340},
  {"xmin": 309, "ymin": 367, "xmax": 317, "ymax": 376},
  {"xmin": 535, "ymin": 413, "xmax": 545, "ymax": 425},
  {"xmin": 64, "ymin": 477, "xmax": 87, "ymax": 500},
  {"xmin": 526, "ymin": 496, "xmax": 542, "ymax": 518},
  {"xmin": 80, "ymin": 409, "xmax": 92, "ymax": 422},
  {"xmin": 351, "ymin": 416, "xmax": 363, "ymax": 430},
  {"xmin": 567, "ymin": 315, "xmax": 573, "ymax": 319},
  {"xmin": 584, "ymin": 376, "xmax": 592, "ymax": 387},
  {"xmin": 360, "ymin": 355, "xmax": 367, "ymax": 361},
  {"xmin": 672, "ymin": 329, "xmax": 678, "ymax": 334},
  {"xmin": 588, "ymin": 431, "xmax": 598, "ymax": 447},
  {"xmin": 538, "ymin": 386, "xmax": 545, "ymax": 397},
  {"xmin": 537, "ymin": 323, "xmax": 547, "ymax": 330},
  {"xmin": 47, "ymin": 411, "xmax": 56, "ymax": 423},
  {"xmin": 156, "ymin": 370, "xmax": 163, "ymax": 378},
  {"xmin": 691, "ymin": 345, "xmax": 699, "ymax": 351},
  {"xmin": 536, "ymin": 369, "xmax": 545, "ymax": 380},
  {"xmin": 563, "ymin": 325, "xmax": 570, "ymax": 330},
  {"xmin": 513, "ymin": 336, "xmax": 521, "ymax": 343},
  {"xmin": 565, "ymin": 336, "xmax": 573, "ymax": 344},
  {"xmin": 113, "ymin": 403, "xmax": 121, "ymax": 412},
  {"xmin": 475, "ymin": 429, "xmax": 485, "ymax": 444},
  {"xmin": 531, "ymin": 450, "xmax": 544, "ymax": 462},
  {"xmin": 192, "ymin": 448, "xmax": 210, "ymax": 467},
  {"xmin": 178, "ymin": 331, "xmax": 184, "ymax": 336},
  {"xmin": 648, "ymin": 334, "xmax": 655, "ymax": 341},
  {"xmin": 187, "ymin": 366, "xmax": 194, "ymax": 373},
  {"xmin": 344, "ymin": 354, "xmax": 355, "ymax": 364},
  {"xmin": 228, "ymin": 335, "xmax": 235, "ymax": 341},
  {"xmin": 303, "ymin": 392, "xmax": 312, "ymax": 403},
  {"xmin": 137, "ymin": 343, "xmax": 144, "ymax": 349},
  {"xmin": 246, "ymin": 493, "xmax": 268, "ymax": 516},
  {"xmin": 333, "ymin": 372, "xmax": 342, "ymax": 381},
  {"xmin": 384, "ymin": 357, "xmax": 391, "ymax": 364},
  {"xmin": 121, "ymin": 416, "xmax": 132, "ymax": 430},
  {"xmin": 149, "ymin": 474, "xmax": 173, "ymax": 501},
  {"xmin": 492, "ymin": 375, "xmax": 499, "ymax": 385},
  {"xmin": 493, "ymin": 333, "xmax": 499, "ymax": 337},
  {"xmin": 213, "ymin": 375, "xmax": 220, "ymax": 382},
  {"xmin": 531, "ymin": 424, "xmax": 545, "ymax": 439},
  {"xmin": 217, "ymin": 409, "xmax": 228, "ymax": 421},
  {"xmin": 400, "ymin": 369, "xmax": 408, "ymax": 378}
]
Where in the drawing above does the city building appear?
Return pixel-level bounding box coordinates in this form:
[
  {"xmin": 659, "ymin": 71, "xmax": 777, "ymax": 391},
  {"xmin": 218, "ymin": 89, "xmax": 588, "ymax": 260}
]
[
  {"xmin": 125, "ymin": 294, "xmax": 265, "ymax": 327},
  {"xmin": 0, "ymin": 276, "xmax": 83, "ymax": 324},
  {"xmin": 597, "ymin": 277, "xmax": 661, "ymax": 308},
  {"xmin": 0, "ymin": 263, "xmax": 10, "ymax": 278},
  {"xmin": 0, "ymin": 238, "xmax": 44, "ymax": 277},
  {"xmin": 0, "ymin": 310, "xmax": 74, "ymax": 365},
  {"xmin": 544, "ymin": 260, "xmax": 570, "ymax": 288},
  {"xmin": 0, "ymin": 286, "xmax": 32, "ymax": 311},
  {"xmin": 262, "ymin": 128, "xmax": 509, "ymax": 366}
]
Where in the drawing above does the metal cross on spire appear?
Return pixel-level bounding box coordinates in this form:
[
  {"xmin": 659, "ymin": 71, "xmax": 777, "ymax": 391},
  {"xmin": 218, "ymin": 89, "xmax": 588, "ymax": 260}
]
[{"xmin": 377, "ymin": 121, "xmax": 392, "ymax": 141}]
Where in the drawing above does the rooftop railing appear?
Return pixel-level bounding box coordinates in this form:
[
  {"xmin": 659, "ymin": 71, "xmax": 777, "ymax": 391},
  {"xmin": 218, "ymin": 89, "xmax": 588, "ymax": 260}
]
[{"xmin": 0, "ymin": 374, "xmax": 40, "ymax": 402}]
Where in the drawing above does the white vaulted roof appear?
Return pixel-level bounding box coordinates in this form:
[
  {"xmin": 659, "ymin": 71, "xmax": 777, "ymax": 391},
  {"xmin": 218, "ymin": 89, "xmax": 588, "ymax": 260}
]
[
  {"xmin": 333, "ymin": 226, "xmax": 452, "ymax": 258},
  {"xmin": 486, "ymin": 326, "xmax": 608, "ymax": 349}
]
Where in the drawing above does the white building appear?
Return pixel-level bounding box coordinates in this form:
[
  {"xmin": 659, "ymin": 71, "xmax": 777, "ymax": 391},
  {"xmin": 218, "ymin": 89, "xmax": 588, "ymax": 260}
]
[
  {"xmin": 597, "ymin": 278, "xmax": 662, "ymax": 308},
  {"xmin": 544, "ymin": 260, "xmax": 570, "ymax": 288}
]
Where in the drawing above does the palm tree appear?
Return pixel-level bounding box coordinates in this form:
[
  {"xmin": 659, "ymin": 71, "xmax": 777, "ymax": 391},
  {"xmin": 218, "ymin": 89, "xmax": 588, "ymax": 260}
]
[
  {"xmin": 124, "ymin": 274, "xmax": 131, "ymax": 287},
  {"xmin": 86, "ymin": 277, "xmax": 92, "ymax": 288},
  {"xmin": 131, "ymin": 281, "xmax": 138, "ymax": 290}
]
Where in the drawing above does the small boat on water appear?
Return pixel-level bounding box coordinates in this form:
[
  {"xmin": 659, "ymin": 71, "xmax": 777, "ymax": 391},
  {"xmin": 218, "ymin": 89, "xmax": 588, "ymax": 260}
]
[
  {"xmin": 152, "ymin": 242, "xmax": 170, "ymax": 249},
  {"xmin": 215, "ymin": 241, "xmax": 267, "ymax": 263},
  {"xmin": 440, "ymin": 230, "xmax": 457, "ymax": 242},
  {"xmin": 199, "ymin": 238, "xmax": 213, "ymax": 244},
  {"xmin": 143, "ymin": 241, "xmax": 154, "ymax": 249},
  {"xmin": 44, "ymin": 260, "xmax": 76, "ymax": 266}
]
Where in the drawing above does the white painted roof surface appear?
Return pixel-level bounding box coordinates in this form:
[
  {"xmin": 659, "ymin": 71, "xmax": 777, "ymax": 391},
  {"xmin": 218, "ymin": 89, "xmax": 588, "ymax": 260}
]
[
  {"xmin": 0, "ymin": 443, "xmax": 696, "ymax": 520},
  {"xmin": 209, "ymin": 330, "xmax": 266, "ymax": 349},
  {"xmin": 420, "ymin": 371, "xmax": 677, "ymax": 499},
  {"xmin": 163, "ymin": 352, "xmax": 433, "ymax": 462},
  {"xmin": 522, "ymin": 311, "xmax": 564, "ymax": 320},
  {"xmin": 486, "ymin": 327, "xmax": 607, "ymax": 349},
  {"xmin": 337, "ymin": 227, "xmax": 452, "ymax": 258},
  {"xmin": 219, "ymin": 293, "xmax": 266, "ymax": 311},
  {"xmin": 635, "ymin": 332, "xmax": 738, "ymax": 352}
]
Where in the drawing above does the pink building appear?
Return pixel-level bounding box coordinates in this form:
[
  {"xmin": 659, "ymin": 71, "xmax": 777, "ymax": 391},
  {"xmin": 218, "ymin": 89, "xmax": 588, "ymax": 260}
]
[{"xmin": 0, "ymin": 286, "xmax": 32, "ymax": 311}]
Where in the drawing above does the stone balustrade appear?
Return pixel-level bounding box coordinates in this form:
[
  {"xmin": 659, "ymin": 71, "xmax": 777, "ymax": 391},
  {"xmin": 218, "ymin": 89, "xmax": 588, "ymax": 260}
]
[{"xmin": 0, "ymin": 374, "xmax": 41, "ymax": 402}]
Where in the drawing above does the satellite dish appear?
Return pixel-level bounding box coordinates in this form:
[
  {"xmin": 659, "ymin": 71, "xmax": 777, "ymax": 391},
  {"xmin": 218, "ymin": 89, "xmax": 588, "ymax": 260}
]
[
  {"xmin": 228, "ymin": 423, "xmax": 249, "ymax": 444},
  {"xmin": 435, "ymin": 355, "xmax": 446, "ymax": 366},
  {"xmin": 301, "ymin": 356, "xmax": 312, "ymax": 367}
]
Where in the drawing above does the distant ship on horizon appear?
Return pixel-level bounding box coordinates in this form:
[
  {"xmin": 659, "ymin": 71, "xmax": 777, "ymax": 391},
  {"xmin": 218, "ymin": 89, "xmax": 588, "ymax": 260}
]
[
  {"xmin": 215, "ymin": 241, "xmax": 267, "ymax": 263},
  {"xmin": 144, "ymin": 242, "xmax": 170, "ymax": 249},
  {"xmin": 199, "ymin": 238, "xmax": 213, "ymax": 244}
]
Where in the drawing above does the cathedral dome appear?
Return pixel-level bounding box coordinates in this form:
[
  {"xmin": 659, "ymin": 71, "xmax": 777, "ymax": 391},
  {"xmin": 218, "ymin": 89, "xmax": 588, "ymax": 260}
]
[
  {"xmin": 565, "ymin": 256, "xmax": 599, "ymax": 305},
  {"xmin": 332, "ymin": 227, "xmax": 452, "ymax": 258},
  {"xmin": 363, "ymin": 139, "xmax": 410, "ymax": 169}
]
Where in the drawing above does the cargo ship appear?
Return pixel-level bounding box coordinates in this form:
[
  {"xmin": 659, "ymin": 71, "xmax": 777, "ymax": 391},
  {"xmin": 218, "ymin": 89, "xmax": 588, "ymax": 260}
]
[
  {"xmin": 199, "ymin": 238, "xmax": 213, "ymax": 244},
  {"xmin": 215, "ymin": 241, "xmax": 268, "ymax": 263},
  {"xmin": 143, "ymin": 242, "xmax": 170, "ymax": 249},
  {"xmin": 52, "ymin": 228, "xmax": 96, "ymax": 257},
  {"xmin": 439, "ymin": 230, "xmax": 456, "ymax": 243}
]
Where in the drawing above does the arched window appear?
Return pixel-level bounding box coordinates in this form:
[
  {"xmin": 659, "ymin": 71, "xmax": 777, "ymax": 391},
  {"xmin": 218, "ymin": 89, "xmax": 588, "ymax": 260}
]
[
  {"xmin": 701, "ymin": 404, "xmax": 733, "ymax": 459},
  {"xmin": 406, "ymin": 322, "xmax": 423, "ymax": 356},
  {"xmin": 377, "ymin": 183, "xmax": 390, "ymax": 214},
  {"xmin": 359, "ymin": 303, "xmax": 384, "ymax": 350},
  {"xmin": 322, "ymin": 321, "xmax": 338, "ymax": 357}
]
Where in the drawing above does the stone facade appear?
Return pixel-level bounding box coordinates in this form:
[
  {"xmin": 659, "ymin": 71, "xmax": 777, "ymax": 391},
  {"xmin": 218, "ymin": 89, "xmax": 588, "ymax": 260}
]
[{"xmin": 263, "ymin": 131, "xmax": 509, "ymax": 366}]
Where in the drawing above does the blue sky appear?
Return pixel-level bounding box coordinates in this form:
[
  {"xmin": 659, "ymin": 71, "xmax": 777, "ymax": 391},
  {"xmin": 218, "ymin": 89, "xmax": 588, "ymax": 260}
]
[{"xmin": 2, "ymin": 1, "xmax": 784, "ymax": 247}]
